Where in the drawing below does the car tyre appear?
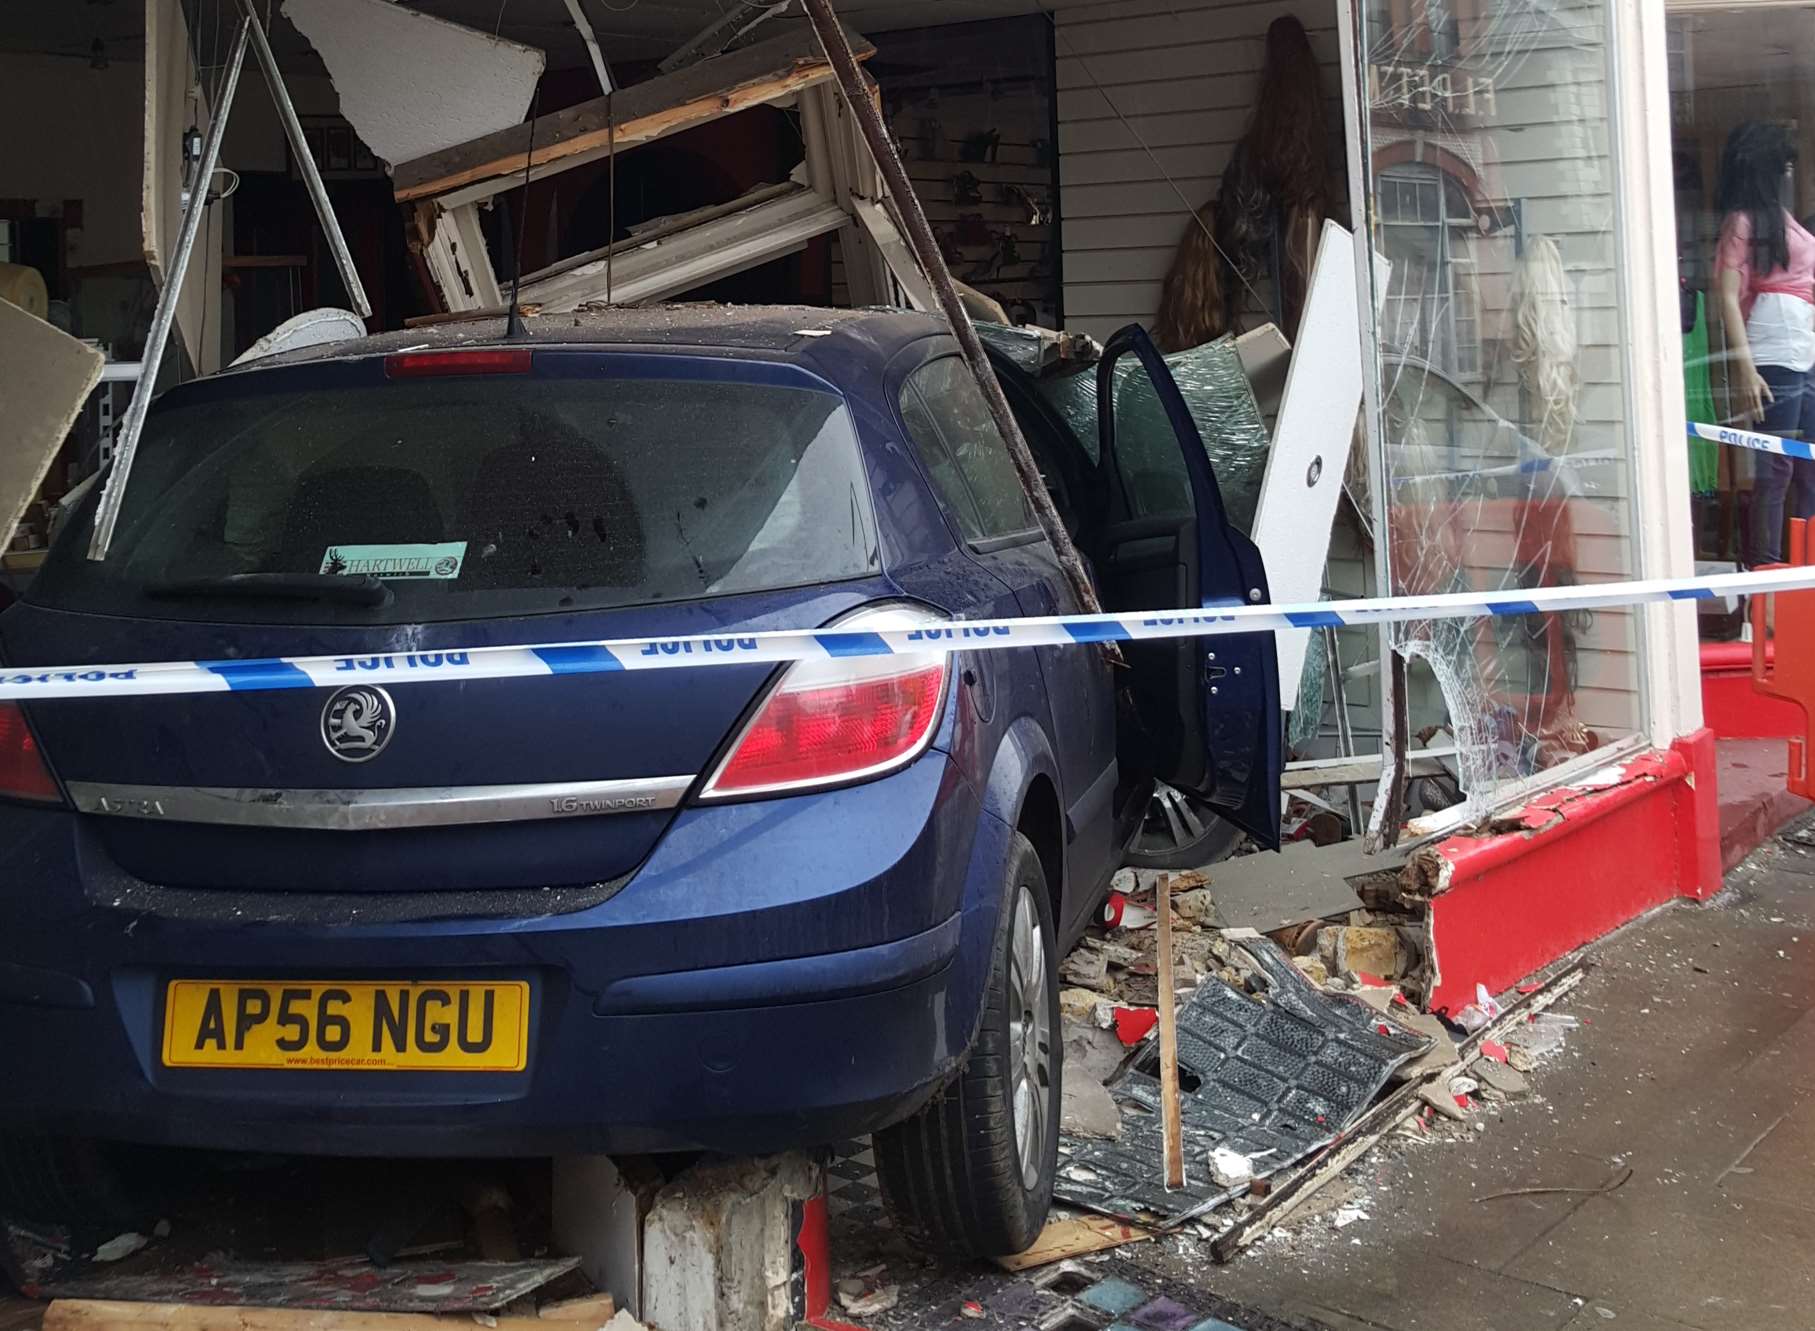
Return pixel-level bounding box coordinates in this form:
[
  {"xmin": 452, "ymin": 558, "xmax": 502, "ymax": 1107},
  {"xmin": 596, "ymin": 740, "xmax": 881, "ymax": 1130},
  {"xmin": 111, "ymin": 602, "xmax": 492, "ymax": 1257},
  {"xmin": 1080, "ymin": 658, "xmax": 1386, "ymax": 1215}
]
[
  {"xmin": 1124, "ymin": 782, "xmax": 1243, "ymax": 870},
  {"xmin": 873, "ymin": 832, "xmax": 1060, "ymax": 1257}
]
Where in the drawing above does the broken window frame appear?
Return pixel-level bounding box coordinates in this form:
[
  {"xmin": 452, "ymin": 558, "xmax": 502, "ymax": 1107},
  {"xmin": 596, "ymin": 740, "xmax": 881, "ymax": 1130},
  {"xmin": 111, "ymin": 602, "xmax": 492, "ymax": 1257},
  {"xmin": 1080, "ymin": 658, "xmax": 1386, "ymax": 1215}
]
[
  {"xmin": 1334, "ymin": 0, "xmax": 1660, "ymax": 845},
  {"xmin": 395, "ymin": 27, "xmax": 907, "ymax": 319}
]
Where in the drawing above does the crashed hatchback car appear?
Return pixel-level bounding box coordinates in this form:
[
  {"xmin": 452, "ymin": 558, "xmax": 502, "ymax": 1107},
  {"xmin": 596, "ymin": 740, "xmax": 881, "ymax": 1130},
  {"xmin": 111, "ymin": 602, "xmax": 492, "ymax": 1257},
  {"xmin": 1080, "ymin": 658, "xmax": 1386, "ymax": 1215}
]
[{"xmin": 0, "ymin": 306, "xmax": 1279, "ymax": 1257}]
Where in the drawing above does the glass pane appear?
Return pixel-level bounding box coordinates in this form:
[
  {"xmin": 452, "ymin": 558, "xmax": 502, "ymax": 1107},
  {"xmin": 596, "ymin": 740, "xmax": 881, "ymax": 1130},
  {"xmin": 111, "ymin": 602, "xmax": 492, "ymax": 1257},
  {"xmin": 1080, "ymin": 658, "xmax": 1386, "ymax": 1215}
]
[
  {"xmin": 1668, "ymin": 8, "xmax": 1815, "ymax": 572},
  {"xmin": 36, "ymin": 377, "xmax": 880, "ymax": 624},
  {"xmin": 1361, "ymin": 0, "xmax": 1645, "ymax": 811},
  {"xmin": 907, "ymin": 359, "xmax": 1035, "ymax": 539},
  {"xmin": 1109, "ymin": 358, "xmax": 1193, "ymax": 520},
  {"xmin": 899, "ymin": 373, "xmax": 988, "ymax": 541}
]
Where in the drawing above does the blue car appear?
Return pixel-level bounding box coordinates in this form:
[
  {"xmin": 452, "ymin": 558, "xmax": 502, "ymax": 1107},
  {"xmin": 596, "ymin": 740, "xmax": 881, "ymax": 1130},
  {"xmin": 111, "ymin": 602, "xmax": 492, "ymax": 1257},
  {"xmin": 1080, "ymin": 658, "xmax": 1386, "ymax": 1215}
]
[{"xmin": 0, "ymin": 306, "xmax": 1279, "ymax": 1259}]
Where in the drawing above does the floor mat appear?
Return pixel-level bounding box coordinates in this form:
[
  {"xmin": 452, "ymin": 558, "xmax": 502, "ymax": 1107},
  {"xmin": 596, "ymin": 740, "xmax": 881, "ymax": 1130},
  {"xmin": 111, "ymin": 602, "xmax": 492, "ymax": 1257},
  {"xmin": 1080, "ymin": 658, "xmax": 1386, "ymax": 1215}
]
[{"xmin": 1054, "ymin": 940, "xmax": 1429, "ymax": 1227}]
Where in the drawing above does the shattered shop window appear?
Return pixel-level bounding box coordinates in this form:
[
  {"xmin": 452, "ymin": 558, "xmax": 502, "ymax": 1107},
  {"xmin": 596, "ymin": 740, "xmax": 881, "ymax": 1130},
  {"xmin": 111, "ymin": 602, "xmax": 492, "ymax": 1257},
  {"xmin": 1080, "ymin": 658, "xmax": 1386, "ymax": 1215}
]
[{"xmin": 1361, "ymin": 0, "xmax": 1646, "ymax": 811}]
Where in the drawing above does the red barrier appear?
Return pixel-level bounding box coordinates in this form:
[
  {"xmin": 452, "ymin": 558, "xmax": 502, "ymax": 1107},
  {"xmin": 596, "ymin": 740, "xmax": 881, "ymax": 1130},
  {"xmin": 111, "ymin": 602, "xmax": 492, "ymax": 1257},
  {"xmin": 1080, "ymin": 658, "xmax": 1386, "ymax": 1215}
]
[{"xmin": 1749, "ymin": 519, "xmax": 1815, "ymax": 799}]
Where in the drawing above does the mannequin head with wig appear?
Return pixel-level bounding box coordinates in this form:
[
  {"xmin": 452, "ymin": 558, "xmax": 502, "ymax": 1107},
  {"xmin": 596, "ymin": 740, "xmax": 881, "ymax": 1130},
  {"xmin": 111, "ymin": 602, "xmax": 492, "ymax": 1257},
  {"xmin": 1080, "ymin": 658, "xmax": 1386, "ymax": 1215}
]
[{"xmin": 1716, "ymin": 120, "xmax": 1798, "ymax": 272}]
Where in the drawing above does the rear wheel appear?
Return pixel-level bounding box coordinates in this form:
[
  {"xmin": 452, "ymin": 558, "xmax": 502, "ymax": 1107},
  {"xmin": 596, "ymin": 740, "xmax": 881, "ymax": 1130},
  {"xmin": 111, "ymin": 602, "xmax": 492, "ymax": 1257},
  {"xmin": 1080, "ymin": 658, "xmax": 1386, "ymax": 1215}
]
[{"xmin": 873, "ymin": 833, "xmax": 1059, "ymax": 1257}]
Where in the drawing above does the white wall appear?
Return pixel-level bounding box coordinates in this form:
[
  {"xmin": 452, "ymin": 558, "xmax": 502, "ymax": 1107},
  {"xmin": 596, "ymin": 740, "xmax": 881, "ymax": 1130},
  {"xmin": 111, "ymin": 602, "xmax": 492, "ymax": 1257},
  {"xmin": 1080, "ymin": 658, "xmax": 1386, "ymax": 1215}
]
[
  {"xmin": 0, "ymin": 54, "xmax": 148, "ymax": 269},
  {"xmin": 1055, "ymin": 0, "xmax": 1346, "ymax": 342}
]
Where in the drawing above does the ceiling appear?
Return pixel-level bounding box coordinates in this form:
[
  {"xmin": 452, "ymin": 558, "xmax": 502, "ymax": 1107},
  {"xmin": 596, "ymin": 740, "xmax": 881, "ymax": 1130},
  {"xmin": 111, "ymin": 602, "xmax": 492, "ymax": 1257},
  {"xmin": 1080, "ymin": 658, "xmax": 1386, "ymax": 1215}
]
[
  {"xmin": 1678, "ymin": 4, "xmax": 1815, "ymax": 91},
  {"xmin": 0, "ymin": 0, "xmax": 1096, "ymax": 73}
]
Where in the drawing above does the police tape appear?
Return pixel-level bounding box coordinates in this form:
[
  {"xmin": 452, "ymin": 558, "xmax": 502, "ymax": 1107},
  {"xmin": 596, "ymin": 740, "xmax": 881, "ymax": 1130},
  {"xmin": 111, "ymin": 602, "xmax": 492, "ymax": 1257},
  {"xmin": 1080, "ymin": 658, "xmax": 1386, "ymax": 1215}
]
[
  {"xmin": 4, "ymin": 564, "xmax": 1815, "ymax": 703},
  {"xmin": 1689, "ymin": 419, "xmax": 1815, "ymax": 463}
]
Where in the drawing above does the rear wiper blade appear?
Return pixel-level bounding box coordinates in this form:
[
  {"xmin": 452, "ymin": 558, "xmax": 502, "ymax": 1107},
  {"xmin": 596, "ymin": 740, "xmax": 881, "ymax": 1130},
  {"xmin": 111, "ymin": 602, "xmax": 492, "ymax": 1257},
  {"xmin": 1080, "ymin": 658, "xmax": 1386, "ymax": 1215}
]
[{"xmin": 145, "ymin": 574, "xmax": 394, "ymax": 607}]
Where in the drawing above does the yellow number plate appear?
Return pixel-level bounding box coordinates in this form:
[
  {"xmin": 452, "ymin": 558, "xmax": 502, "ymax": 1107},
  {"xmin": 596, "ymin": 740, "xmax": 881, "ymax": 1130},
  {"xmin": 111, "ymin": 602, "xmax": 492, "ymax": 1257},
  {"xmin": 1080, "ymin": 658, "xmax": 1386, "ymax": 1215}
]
[{"xmin": 161, "ymin": 980, "xmax": 530, "ymax": 1072}]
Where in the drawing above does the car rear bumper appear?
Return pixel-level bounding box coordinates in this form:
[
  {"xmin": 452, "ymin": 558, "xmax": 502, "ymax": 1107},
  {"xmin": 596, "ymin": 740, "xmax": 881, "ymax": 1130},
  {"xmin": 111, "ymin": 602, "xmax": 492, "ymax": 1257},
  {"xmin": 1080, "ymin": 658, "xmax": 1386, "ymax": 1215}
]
[{"xmin": 0, "ymin": 756, "xmax": 1016, "ymax": 1157}]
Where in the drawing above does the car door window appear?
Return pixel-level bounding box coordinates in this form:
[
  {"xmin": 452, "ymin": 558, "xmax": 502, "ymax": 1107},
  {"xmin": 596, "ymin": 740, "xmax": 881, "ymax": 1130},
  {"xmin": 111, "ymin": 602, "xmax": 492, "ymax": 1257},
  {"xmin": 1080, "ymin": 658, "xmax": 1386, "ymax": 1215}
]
[
  {"xmin": 900, "ymin": 358, "xmax": 1035, "ymax": 540},
  {"xmin": 1106, "ymin": 361, "xmax": 1195, "ymax": 519}
]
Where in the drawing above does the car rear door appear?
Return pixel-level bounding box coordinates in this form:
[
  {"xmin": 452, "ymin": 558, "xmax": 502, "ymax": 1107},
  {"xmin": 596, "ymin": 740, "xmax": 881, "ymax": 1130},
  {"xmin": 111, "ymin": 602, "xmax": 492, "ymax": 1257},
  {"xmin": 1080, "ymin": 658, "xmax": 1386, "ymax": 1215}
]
[{"xmin": 1095, "ymin": 325, "xmax": 1281, "ymax": 849}]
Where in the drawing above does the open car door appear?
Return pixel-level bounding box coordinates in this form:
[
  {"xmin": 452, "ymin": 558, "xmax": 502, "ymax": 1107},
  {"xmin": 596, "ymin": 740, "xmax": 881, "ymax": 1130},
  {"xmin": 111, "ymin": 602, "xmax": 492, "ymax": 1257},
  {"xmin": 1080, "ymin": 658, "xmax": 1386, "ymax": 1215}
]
[{"xmin": 1095, "ymin": 325, "xmax": 1282, "ymax": 850}]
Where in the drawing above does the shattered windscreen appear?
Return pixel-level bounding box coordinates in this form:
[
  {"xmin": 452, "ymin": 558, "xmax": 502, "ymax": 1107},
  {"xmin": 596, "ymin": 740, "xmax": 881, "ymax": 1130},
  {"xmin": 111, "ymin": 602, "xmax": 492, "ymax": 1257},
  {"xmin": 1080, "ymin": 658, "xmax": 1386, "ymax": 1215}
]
[{"xmin": 1360, "ymin": 0, "xmax": 1645, "ymax": 812}]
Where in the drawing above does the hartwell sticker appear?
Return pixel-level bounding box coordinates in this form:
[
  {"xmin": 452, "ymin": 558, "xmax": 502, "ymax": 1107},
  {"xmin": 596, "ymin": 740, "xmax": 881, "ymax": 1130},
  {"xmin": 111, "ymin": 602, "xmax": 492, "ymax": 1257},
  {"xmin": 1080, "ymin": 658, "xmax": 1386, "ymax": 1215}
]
[{"xmin": 321, "ymin": 542, "xmax": 467, "ymax": 580}]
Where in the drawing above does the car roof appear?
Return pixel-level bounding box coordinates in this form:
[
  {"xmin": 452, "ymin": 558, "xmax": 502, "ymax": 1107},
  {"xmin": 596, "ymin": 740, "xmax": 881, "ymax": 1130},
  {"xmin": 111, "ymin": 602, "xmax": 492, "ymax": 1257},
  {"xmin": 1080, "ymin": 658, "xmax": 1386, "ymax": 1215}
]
[{"xmin": 222, "ymin": 303, "xmax": 953, "ymax": 377}]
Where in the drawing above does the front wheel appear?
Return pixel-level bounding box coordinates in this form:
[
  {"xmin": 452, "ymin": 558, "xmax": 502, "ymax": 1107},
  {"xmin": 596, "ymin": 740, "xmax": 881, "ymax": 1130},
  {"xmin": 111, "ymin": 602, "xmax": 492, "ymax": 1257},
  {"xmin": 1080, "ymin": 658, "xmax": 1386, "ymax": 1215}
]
[
  {"xmin": 873, "ymin": 833, "xmax": 1060, "ymax": 1257},
  {"xmin": 1124, "ymin": 780, "xmax": 1243, "ymax": 869}
]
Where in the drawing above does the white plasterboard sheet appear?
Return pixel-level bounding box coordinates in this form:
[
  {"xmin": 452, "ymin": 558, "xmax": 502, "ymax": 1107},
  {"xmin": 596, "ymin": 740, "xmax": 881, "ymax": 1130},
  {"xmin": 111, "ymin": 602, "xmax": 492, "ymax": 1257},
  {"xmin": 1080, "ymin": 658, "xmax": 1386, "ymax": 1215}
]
[
  {"xmin": 1234, "ymin": 323, "xmax": 1291, "ymax": 426},
  {"xmin": 0, "ymin": 300, "xmax": 103, "ymax": 548},
  {"xmin": 1250, "ymin": 221, "xmax": 1363, "ymax": 710},
  {"xmin": 283, "ymin": 0, "xmax": 545, "ymax": 167}
]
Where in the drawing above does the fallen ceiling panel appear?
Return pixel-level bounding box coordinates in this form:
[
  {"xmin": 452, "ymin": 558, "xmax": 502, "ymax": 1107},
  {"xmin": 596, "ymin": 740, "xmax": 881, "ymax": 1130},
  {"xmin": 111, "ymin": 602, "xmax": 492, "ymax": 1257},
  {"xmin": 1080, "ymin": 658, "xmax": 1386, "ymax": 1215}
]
[{"xmin": 282, "ymin": 0, "xmax": 545, "ymax": 167}]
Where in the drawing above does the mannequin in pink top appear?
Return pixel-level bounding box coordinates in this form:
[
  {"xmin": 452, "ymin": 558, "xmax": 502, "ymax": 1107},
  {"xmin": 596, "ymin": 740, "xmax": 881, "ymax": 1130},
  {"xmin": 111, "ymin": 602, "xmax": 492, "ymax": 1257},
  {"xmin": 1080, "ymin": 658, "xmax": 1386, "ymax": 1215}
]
[{"xmin": 1713, "ymin": 120, "xmax": 1815, "ymax": 567}]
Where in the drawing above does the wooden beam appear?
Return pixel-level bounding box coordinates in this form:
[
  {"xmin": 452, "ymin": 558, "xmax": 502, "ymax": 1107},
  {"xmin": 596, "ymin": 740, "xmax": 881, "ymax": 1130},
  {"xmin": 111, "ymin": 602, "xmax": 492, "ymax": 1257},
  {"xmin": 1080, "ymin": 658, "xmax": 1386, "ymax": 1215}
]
[
  {"xmin": 521, "ymin": 189, "xmax": 848, "ymax": 312},
  {"xmin": 1281, "ymin": 746, "xmax": 1458, "ymax": 790},
  {"xmin": 1156, "ymin": 872, "xmax": 1185, "ymax": 1192},
  {"xmin": 392, "ymin": 27, "xmax": 875, "ymax": 205}
]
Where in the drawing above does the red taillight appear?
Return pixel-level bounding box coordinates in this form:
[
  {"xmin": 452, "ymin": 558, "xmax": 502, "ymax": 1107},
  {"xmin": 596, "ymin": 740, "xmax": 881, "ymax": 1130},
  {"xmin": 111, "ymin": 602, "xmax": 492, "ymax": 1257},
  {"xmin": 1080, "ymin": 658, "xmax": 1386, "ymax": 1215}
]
[
  {"xmin": 702, "ymin": 606, "xmax": 950, "ymax": 799},
  {"xmin": 0, "ymin": 702, "xmax": 61, "ymax": 804},
  {"xmin": 383, "ymin": 348, "xmax": 532, "ymax": 379}
]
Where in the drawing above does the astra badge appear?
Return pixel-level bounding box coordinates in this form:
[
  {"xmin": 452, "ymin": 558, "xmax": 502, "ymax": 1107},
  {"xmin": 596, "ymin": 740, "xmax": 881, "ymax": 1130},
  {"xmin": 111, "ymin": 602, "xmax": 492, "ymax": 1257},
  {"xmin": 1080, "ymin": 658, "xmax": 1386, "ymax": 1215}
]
[{"xmin": 321, "ymin": 685, "xmax": 396, "ymax": 763}]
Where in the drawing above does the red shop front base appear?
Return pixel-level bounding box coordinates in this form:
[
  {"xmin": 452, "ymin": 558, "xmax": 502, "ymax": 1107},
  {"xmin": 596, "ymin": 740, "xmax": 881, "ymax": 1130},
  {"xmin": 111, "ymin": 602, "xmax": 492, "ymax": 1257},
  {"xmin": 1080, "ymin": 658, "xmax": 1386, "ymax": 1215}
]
[{"xmin": 1419, "ymin": 730, "xmax": 1727, "ymax": 1015}]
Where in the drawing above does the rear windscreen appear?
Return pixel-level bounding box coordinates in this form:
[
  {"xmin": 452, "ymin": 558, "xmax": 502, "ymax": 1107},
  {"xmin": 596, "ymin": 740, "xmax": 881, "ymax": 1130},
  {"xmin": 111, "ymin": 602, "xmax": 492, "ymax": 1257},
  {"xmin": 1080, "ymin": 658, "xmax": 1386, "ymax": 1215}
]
[{"xmin": 30, "ymin": 370, "xmax": 881, "ymax": 623}]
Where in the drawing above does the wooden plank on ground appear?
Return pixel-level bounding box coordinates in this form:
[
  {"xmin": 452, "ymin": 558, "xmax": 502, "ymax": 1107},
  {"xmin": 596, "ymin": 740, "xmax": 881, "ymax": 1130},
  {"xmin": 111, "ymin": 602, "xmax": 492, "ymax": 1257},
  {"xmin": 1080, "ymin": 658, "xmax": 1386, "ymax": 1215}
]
[
  {"xmin": 993, "ymin": 1214, "xmax": 1155, "ymax": 1272},
  {"xmin": 391, "ymin": 27, "xmax": 875, "ymax": 204},
  {"xmin": 42, "ymin": 1303, "xmax": 617, "ymax": 1331}
]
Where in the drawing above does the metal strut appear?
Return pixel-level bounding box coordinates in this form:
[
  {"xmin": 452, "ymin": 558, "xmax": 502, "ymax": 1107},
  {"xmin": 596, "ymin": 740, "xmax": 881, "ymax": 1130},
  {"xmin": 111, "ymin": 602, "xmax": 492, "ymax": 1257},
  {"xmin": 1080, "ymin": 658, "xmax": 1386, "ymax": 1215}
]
[{"xmin": 89, "ymin": 0, "xmax": 371, "ymax": 560}]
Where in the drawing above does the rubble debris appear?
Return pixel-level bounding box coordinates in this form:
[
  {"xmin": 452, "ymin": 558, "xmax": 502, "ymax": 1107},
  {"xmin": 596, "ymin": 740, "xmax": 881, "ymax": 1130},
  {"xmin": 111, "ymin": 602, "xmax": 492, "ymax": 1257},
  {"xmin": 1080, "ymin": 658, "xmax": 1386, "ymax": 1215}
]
[
  {"xmin": 1054, "ymin": 940, "xmax": 1428, "ymax": 1226},
  {"xmin": 1064, "ymin": 1018, "xmax": 1128, "ymax": 1085},
  {"xmin": 1453, "ymin": 983, "xmax": 1505, "ymax": 1033},
  {"xmin": 1172, "ymin": 888, "xmax": 1219, "ymax": 926},
  {"xmin": 1290, "ymin": 955, "xmax": 1331, "ymax": 987},
  {"xmin": 1060, "ymin": 987, "xmax": 1113, "ymax": 1027},
  {"xmin": 1209, "ymin": 964, "xmax": 1588, "ymax": 1262},
  {"xmin": 1209, "ymin": 1147, "xmax": 1255, "ymax": 1188},
  {"xmin": 1061, "ymin": 946, "xmax": 1110, "ymax": 990},
  {"xmin": 1319, "ymin": 925, "xmax": 1412, "ymax": 982},
  {"xmin": 92, "ymin": 1233, "xmax": 149, "ymax": 1263},
  {"xmin": 1417, "ymin": 1083, "xmax": 1469, "ymax": 1122},
  {"xmin": 1506, "ymin": 1012, "xmax": 1579, "ymax": 1062},
  {"xmin": 836, "ymin": 1271, "xmax": 899, "ymax": 1317},
  {"xmin": 1390, "ymin": 1009, "xmax": 1460, "ymax": 1082},
  {"xmin": 1062, "ymin": 1068, "xmax": 1122, "ymax": 1141},
  {"xmin": 1331, "ymin": 1206, "xmax": 1369, "ymax": 1229},
  {"xmin": 1472, "ymin": 1057, "xmax": 1530, "ymax": 1098}
]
